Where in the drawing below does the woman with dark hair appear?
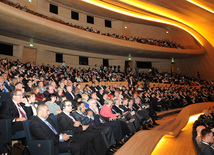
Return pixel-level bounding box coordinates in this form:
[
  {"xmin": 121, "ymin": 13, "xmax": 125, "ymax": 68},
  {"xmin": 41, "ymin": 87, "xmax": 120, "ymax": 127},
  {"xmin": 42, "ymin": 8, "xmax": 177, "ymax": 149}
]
[
  {"xmin": 72, "ymin": 94, "xmax": 82, "ymax": 110},
  {"xmin": 45, "ymin": 93, "xmax": 61, "ymax": 115}
]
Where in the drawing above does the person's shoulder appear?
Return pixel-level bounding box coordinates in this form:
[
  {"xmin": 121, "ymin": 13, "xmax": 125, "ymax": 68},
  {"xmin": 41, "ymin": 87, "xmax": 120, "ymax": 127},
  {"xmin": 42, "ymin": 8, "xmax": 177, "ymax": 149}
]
[{"xmin": 58, "ymin": 112, "xmax": 66, "ymax": 117}]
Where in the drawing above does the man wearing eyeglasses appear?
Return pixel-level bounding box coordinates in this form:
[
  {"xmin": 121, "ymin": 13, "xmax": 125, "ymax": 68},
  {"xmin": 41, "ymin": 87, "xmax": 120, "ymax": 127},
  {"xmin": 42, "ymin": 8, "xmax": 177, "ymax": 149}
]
[
  {"xmin": 58, "ymin": 100, "xmax": 108, "ymax": 155},
  {"xmin": 0, "ymin": 89, "xmax": 33, "ymax": 134}
]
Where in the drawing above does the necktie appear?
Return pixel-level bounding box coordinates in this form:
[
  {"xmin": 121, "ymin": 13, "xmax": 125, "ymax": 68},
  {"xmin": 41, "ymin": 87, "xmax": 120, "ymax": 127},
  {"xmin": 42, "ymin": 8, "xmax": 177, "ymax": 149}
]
[
  {"xmin": 44, "ymin": 120, "xmax": 58, "ymax": 135},
  {"xmin": 17, "ymin": 103, "xmax": 27, "ymax": 119},
  {"xmin": 90, "ymin": 119, "xmax": 97, "ymax": 128},
  {"xmin": 69, "ymin": 114, "xmax": 76, "ymax": 122},
  {"xmin": 111, "ymin": 108, "xmax": 117, "ymax": 114}
]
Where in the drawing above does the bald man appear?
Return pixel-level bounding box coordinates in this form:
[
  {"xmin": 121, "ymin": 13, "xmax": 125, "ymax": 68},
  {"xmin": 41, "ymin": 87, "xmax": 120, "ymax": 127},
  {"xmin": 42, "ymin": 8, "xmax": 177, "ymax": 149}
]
[{"xmin": 29, "ymin": 104, "xmax": 83, "ymax": 155}]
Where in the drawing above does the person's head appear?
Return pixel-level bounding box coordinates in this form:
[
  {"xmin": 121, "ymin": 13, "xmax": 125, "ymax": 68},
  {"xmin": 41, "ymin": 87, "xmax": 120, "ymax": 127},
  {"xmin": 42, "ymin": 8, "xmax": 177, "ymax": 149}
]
[
  {"xmin": 15, "ymin": 82, "xmax": 23, "ymax": 90},
  {"xmin": 128, "ymin": 99, "xmax": 134, "ymax": 106},
  {"xmin": 3, "ymin": 73, "xmax": 7, "ymax": 80},
  {"xmin": 59, "ymin": 81, "xmax": 65, "ymax": 88},
  {"xmin": 77, "ymin": 102, "xmax": 86, "ymax": 113},
  {"xmin": 31, "ymin": 86, "xmax": 40, "ymax": 94},
  {"xmin": 57, "ymin": 87, "xmax": 63, "ymax": 95},
  {"xmin": 114, "ymin": 91, "xmax": 120, "ymax": 98},
  {"xmin": 103, "ymin": 93, "xmax": 108, "ymax": 100},
  {"xmin": 104, "ymin": 99, "xmax": 114, "ymax": 107},
  {"xmin": 122, "ymin": 98, "xmax": 128, "ymax": 106},
  {"xmin": 25, "ymin": 92, "xmax": 36, "ymax": 103},
  {"xmin": 38, "ymin": 81, "xmax": 44, "ymax": 87},
  {"xmin": 60, "ymin": 100, "xmax": 73, "ymax": 112},
  {"xmin": 88, "ymin": 99, "xmax": 97, "ymax": 109},
  {"xmin": 201, "ymin": 128, "xmax": 214, "ymax": 143},
  {"xmin": 47, "ymin": 93, "xmax": 57, "ymax": 102},
  {"xmin": 113, "ymin": 99, "xmax": 120, "ymax": 106},
  {"xmin": 27, "ymin": 80, "xmax": 33, "ymax": 87},
  {"xmin": 196, "ymin": 125, "xmax": 206, "ymax": 136},
  {"xmin": 203, "ymin": 109, "xmax": 209, "ymax": 116},
  {"xmin": 66, "ymin": 85, "xmax": 72, "ymax": 92},
  {"xmin": 11, "ymin": 89, "xmax": 23, "ymax": 103},
  {"xmin": 82, "ymin": 94, "xmax": 89, "ymax": 102},
  {"xmin": 37, "ymin": 104, "xmax": 50, "ymax": 119},
  {"xmin": 91, "ymin": 92, "xmax": 97, "ymax": 99}
]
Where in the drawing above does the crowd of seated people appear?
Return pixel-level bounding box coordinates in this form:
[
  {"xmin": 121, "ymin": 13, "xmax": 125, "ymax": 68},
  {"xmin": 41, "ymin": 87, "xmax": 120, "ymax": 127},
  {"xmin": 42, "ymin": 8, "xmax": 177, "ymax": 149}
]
[
  {"xmin": 0, "ymin": 57, "xmax": 213, "ymax": 154},
  {"xmin": 0, "ymin": 0, "xmax": 184, "ymax": 49},
  {"xmin": 192, "ymin": 107, "xmax": 214, "ymax": 155}
]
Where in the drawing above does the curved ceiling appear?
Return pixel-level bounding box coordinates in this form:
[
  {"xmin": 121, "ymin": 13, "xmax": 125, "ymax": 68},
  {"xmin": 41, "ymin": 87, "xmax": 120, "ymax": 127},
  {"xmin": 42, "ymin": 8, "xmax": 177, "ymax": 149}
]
[
  {"xmin": 0, "ymin": 0, "xmax": 211, "ymax": 58},
  {"xmin": 54, "ymin": 0, "xmax": 214, "ymax": 47}
]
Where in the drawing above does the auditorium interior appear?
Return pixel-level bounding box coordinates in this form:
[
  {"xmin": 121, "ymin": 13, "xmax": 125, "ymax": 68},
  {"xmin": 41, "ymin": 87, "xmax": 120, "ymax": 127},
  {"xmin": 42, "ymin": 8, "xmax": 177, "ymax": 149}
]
[{"xmin": 0, "ymin": 0, "xmax": 214, "ymax": 155}]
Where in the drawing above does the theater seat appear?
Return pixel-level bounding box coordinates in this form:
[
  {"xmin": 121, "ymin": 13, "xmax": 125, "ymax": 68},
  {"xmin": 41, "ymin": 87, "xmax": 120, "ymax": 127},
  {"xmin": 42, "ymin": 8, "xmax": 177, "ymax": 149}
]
[
  {"xmin": 23, "ymin": 120, "xmax": 71, "ymax": 155},
  {"xmin": 0, "ymin": 119, "xmax": 12, "ymax": 154},
  {"xmin": 192, "ymin": 133, "xmax": 202, "ymax": 155}
]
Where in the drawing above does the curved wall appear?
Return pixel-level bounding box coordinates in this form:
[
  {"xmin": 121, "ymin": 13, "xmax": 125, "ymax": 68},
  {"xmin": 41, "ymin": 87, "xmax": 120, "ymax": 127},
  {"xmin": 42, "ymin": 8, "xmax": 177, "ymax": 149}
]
[
  {"xmin": 9, "ymin": 0, "xmax": 200, "ymax": 48},
  {"xmin": 1, "ymin": 0, "xmax": 213, "ymax": 81}
]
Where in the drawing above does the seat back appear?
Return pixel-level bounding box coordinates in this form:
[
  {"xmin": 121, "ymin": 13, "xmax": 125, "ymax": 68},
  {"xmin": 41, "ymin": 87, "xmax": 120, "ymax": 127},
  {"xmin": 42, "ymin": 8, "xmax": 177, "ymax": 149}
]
[
  {"xmin": 23, "ymin": 120, "xmax": 33, "ymax": 144},
  {"xmin": 0, "ymin": 119, "xmax": 12, "ymax": 154},
  {"xmin": 0, "ymin": 92, "xmax": 11, "ymax": 107},
  {"xmin": 192, "ymin": 134, "xmax": 202, "ymax": 155}
]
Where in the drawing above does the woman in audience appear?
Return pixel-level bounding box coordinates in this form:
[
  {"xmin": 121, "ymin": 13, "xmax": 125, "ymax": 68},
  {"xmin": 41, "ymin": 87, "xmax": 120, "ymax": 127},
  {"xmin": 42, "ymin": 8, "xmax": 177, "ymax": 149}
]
[
  {"xmin": 45, "ymin": 93, "xmax": 61, "ymax": 115},
  {"xmin": 81, "ymin": 94, "xmax": 89, "ymax": 108},
  {"xmin": 24, "ymin": 91, "xmax": 38, "ymax": 116},
  {"xmin": 31, "ymin": 85, "xmax": 46, "ymax": 103}
]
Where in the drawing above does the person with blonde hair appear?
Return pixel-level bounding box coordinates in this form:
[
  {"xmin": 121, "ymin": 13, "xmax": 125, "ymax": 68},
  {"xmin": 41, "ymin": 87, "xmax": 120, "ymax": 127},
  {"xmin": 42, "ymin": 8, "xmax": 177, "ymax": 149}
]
[{"xmin": 81, "ymin": 93, "xmax": 89, "ymax": 108}]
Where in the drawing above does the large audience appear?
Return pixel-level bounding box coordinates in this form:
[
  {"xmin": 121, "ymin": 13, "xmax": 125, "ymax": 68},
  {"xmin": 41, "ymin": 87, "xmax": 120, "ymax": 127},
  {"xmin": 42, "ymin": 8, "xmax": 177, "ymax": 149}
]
[
  {"xmin": 0, "ymin": 57, "xmax": 213, "ymax": 154},
  {"xmin": 0, "ymin": 0, "xmax": 184, "ymax": 49}
]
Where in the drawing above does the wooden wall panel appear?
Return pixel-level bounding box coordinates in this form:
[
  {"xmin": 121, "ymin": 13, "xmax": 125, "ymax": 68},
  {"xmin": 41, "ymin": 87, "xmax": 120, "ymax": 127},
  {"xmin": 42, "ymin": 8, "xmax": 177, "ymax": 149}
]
[{"xmin": 22, "ymin": 47, "xmax": 37, "ymax": 63}]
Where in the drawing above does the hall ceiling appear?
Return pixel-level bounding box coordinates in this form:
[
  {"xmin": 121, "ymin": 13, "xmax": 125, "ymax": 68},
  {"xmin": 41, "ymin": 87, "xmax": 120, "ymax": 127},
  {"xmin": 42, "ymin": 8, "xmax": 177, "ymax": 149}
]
[
  {"xmin": 1, "ymin": 0, "xmax": 213, "ymax": 58},
  {"xmin": 54, "ymin": 0, "xmax": 213, "ymax": 47}
]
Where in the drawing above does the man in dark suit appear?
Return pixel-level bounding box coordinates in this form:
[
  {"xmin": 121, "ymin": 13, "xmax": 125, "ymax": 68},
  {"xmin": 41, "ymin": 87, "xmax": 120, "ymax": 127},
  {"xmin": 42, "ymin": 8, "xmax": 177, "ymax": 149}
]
[
  {"xmin": 199, "ymin": 128, "xmax": 214, "ymax": 155},
  {"xmin": 0, "ymin": 89, "xmax": 33, "ymax": 134},
  {"xmin": 73, "ymin": 102, "xmax": 114, "ymax": 152},
  {"xmin": 3, "ymin": 73, "xmax": 13, "ymax": 92},
  {"xmin": 29, "ymin": 104, "xmax": 84, "ymax": 155},
  {"xmin": 65, "ymin": 85, "xmax": 76, "ymax": 105},
  {"xmin": 86, "ymin": 99, "xmax": 124, "ymax": 146},
  {"xmin": 58, "ymin": 100, "xmax": 107, "ymax": 155}
]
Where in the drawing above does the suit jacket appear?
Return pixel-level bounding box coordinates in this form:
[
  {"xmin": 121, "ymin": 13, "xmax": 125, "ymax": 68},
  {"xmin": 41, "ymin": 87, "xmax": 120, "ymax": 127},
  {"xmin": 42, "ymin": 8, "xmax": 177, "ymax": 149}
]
[
  {"xmin": 72, "ymin": 111, "xmax": 93, "ymax": 127},
  {"xmin": 65, "ymin": 91, "xmax": 75, "ymax": 101},
  {"xmin": 112, "ymin": 105, "xmax": 123, "ymax": 115},
  {"xmin": 199, "ymin": 141, "xmax": 214, "ymax": 155},
  {"xmin": 0, "ymin": 100, "xmax": 33, "ymax": 121},
  {"xmin": 119, "ymin": 105, "xmax": 130, "ymax": 112},
  {"xmin": 57, "ymin": 112, "xmax": 83, "ymax": 136},
  {"xmin": 86, "ymin": 108, "xmax": 102, "ymax": 126},
  {"xmin": 29, "ymin": 116, "xmax": 60, "ymax": 145},
  {"xmin": 4, "ymin": 81, "xmax": 13, "ymax": 92}
]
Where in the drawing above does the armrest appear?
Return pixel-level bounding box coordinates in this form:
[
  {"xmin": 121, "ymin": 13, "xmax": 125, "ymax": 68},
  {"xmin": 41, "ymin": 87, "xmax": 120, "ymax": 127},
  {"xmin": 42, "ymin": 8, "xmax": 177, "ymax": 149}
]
[{"xmin": 28, "ymin": 140, "xmax": 54, "ymax": 155}]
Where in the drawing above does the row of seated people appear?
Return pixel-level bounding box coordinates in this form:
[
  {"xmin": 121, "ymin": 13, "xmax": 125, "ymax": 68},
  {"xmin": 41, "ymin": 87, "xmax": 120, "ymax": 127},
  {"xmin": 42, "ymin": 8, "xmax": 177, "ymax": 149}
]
[
  {"xmin": 193, "ymin": 107, "xmax": 214, "ymax": 155},
  {"xmin": 0, "ymin": 58, "xmax": 211, "ymax": 90},
  {"xmin": 0, "ymin": 88, "xmax": 161, "ymax": 154},
  {"xmin": 0, "ymin": 60, "xmax": 213, "ymax": 113},
  {"xmin": 0, "ymin": 0, "xmax": 184, "ymax": 49}
]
